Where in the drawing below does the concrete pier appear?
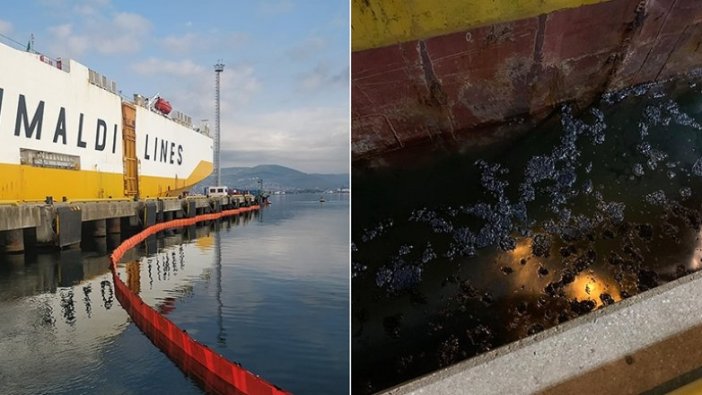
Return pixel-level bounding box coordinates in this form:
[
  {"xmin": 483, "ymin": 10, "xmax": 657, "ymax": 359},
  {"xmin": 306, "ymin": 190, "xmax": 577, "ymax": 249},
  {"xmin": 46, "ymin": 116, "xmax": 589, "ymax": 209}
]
[
  {"xmin": 106, "ymin": 218, "xmax": 121, "ymax": 234},
  {"xmin": 0, "ymin": 194, "xmax": 256, "ymax": 250},
  {"xmin": 3, "ymin": 229, "xmax": 24, "ymax": 253},
  {"xmin": 86, "ymin": 220, "xmax": 107, "ymax": 238}
]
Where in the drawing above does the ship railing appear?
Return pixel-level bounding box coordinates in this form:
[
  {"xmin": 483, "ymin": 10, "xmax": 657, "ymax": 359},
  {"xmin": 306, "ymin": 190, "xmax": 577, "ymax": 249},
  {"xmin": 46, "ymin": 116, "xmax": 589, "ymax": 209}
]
[
  {"xmin": 0, "ymin": 32, "xmax": 68, "ymax": 72},
  {"xmin": 88, "ymin": 69, "xmax": 118, "ymax": 94},
  {"xmin": 130, "ymin": 94, "xmax": 210, "ymax": 137},
  {"xmin": 37, "ymin": 54, "xmax": 68, "ymax": 72},
  {"xmin": 171, "ymin": 110, "xmax": 193, "ymax": 128},
  {"xmin": 195, "ymin": 123, "xmax": 211, "ymax": 137}
]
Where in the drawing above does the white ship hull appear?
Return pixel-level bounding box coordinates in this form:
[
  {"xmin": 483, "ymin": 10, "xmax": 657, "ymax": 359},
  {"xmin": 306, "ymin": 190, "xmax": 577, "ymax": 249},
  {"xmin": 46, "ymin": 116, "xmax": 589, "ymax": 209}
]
[{"xmin": 0, "ymin": 41, "xmax": 213, "ymax": 201}]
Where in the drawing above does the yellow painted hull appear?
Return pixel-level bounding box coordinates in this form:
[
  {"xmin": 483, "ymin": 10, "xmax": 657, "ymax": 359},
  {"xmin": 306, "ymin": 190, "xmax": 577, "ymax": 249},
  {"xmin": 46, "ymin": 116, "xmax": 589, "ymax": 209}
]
[
  {"xmin": 0, "ymin": 160, "xmax": 213, "ymax": 201},
  {"xmin": 352, "ymin": 0, "xmax": 611, "ymax": 51}
]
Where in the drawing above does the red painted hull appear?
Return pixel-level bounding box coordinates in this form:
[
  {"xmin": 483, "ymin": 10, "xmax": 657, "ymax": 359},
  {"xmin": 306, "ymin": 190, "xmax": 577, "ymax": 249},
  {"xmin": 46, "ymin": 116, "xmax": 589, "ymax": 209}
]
[{"xmin": 352, "ymin": 0, "xmax": 702, "ymax": 158}]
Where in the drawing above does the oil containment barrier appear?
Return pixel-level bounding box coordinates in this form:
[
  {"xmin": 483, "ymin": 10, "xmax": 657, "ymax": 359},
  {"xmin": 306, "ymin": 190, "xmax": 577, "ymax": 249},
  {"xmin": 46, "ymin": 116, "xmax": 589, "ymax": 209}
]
[{"xmin": 109, "ymin": 205, "xmax": 292, "ymax": 395}]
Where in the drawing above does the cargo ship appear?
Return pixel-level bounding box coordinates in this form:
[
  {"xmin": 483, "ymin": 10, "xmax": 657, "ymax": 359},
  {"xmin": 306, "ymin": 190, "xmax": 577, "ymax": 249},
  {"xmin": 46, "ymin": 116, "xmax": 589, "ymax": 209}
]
[
  {"xmin": 0, "ymin": 40, "xmax": 213, "ymax": 201},
  {"xmin": 352, "ymin": 0, "xmax": 702, "ymax": 158}
]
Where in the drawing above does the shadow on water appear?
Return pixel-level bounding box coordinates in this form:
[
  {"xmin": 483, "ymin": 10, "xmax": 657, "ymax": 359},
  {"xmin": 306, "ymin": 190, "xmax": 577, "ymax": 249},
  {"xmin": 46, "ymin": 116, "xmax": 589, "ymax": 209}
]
[{"xmin": 352, "ymin": 75, "xmax": 702, "ymax": 394}]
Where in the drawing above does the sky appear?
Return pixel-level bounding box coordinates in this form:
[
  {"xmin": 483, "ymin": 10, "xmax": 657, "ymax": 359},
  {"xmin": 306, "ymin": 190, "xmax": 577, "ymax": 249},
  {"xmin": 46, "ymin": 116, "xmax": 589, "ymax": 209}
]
[{"xmin": 0, "ymin": 0, "xmax": 349, "ymax": 174}]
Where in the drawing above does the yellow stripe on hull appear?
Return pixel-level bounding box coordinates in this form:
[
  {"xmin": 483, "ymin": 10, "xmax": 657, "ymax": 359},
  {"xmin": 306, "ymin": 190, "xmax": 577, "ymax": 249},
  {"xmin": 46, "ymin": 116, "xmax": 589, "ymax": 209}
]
[
  {"xmin": 138, "ymin": 160, "xmax": 214, "ymax": 198},
  {"xmin": 352, "ymin": 0, "xmax": 611, "ymax": 51},
  {"xmin": 0, "ymin": 160, "xmax": 213, "ymax": 201}
]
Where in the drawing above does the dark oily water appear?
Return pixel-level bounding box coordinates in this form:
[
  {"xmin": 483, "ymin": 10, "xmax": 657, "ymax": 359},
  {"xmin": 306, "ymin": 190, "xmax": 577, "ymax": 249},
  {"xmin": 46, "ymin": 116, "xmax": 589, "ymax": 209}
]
[
  {"xmin": 0, "ymin": 193, "xmax": 349, "ymax": 394},
  {"xmin": 352, "ymin": 75, "xmax": 702, "ymax": 394}
]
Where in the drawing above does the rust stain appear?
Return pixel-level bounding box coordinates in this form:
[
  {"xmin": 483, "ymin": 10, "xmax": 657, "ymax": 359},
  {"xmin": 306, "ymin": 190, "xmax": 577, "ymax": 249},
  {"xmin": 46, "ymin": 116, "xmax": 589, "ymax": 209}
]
[{"xmin": 418, "ymin": 40, "xmax": 447, "ymax": 108}]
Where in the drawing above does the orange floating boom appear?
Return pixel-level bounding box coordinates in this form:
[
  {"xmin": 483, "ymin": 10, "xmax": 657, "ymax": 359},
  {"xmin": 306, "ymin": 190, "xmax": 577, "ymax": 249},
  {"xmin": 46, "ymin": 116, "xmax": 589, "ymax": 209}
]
[{"xmin": 110, "ymin": 205, "xmax": 292, "ymax": 395}]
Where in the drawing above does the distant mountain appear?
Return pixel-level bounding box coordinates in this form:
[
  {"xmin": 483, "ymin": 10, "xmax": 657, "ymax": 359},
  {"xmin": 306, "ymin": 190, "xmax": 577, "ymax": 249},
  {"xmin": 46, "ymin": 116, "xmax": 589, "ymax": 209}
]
[
  {"xmin": 196, "ymin": 164, "xmax": 349, "ymax": 192},
  {"xmin": 310, "ymin": 173, "xmax": 349, "ymax": 188}
]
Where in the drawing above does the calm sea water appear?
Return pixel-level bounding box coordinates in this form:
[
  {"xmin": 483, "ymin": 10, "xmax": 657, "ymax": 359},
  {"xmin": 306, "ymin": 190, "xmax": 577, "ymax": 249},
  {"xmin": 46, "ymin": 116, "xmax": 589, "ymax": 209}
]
[
  {"xmin": 352, "ymin": 76, "xmax": 702, "ymax": 393},
  {"xmin": 0, "ymin": 192, "xmax": 349, "ymax": 394}
]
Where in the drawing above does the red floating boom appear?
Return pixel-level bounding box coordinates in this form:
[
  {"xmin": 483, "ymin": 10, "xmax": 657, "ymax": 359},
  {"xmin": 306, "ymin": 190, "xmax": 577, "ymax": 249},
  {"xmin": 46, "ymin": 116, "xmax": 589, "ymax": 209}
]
[{"xmin": 110, "ymin": 205, "xmax": 291, "ymax": 395}]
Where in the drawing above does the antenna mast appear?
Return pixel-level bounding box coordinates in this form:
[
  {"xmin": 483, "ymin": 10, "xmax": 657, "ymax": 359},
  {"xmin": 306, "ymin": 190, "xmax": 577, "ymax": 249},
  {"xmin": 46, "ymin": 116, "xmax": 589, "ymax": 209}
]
[{"xmin": 214, "ymin": 61, "xmax": 224, "ymax": 186}]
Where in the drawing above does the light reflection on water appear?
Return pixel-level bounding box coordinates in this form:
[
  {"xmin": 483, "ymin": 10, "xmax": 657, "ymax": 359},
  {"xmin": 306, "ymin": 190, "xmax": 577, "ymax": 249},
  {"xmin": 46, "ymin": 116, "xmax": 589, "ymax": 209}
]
[{"xmin": 0, "ymin": 192, "xmax": 349, "ymax": 394}]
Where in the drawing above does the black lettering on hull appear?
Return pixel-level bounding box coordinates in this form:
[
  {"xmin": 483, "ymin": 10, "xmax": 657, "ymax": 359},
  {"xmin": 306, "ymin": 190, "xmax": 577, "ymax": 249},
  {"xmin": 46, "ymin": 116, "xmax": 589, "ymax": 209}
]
[
  {"xmin": 77, "ymin": 113, "xmax": 86, "ymax": 148},
  {"xmin": 14, "ymin": 94, "xmax": 44, "ymax": 139},
  {"xmin": 95, "ymin": 119, "xmax": 106, "ymax": 151},
  {"xmin": 142, "ymin": 135, "xmax": 184, "ymax": 167},
  {"xmin": 53, "ymin": 107, "xmax": 67, "ymax": 144},
  {"xmin": 112, "ymin": 124, "xmax": 118, "ymax": 154},
  {"xmin": 160, "ymin": 139, "xmax": 167, "ymax": 162},
  {"xmin": 5, "ymin": 90, "xmax": 121, "ymax": 154},
  {"xmin": 144, "ymin": 133, "xmax": 150, "ymax": 160}
]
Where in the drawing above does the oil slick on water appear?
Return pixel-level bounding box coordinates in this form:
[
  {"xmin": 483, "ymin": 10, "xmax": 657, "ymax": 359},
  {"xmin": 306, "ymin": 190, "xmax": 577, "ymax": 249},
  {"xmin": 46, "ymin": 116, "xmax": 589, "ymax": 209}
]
[{"xmin": 352, "ymin": 74, "xmax": 702, "ymax": 394}]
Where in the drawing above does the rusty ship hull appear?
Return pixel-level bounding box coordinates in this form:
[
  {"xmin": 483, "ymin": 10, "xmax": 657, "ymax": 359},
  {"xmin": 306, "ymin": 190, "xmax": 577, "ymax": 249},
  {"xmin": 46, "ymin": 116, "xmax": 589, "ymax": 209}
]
[{"xmin": 352, "ymin": 0, "xmax": 702, "ymax": 159}]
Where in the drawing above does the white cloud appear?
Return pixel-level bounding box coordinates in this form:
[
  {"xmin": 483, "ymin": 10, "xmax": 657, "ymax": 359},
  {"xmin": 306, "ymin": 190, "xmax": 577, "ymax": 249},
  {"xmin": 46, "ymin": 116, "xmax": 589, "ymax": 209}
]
[
  {"xmin": 132, "ymin": 58, "xmax": 205, "ymax": 76},
  {"xmin": 47, "ymin": 11, "xmax": 151, "ymax": 57},
  {"xmin": 99, "ymin": 12, "xmax": 151, "ymax": 54},
  {"xmin": 129, "ymin": 56, "xmax": 346, "ymax": 171},
  {"xmin": 160, "ymin": 31, "xmax": 249, "ymax": 55},
  {"xmin": 38, "ymin": 0, "xmax": 111, "ymax": 17},
  {"xmin": 0, "ymin": 19, "xmax": 13, "ymax": 35},
  {"xmin": 162, "ymin": 33, "xmax": 199, "ymax": 54},
  {"xmin": 329, "ymin": 14, "xmax": 347, "ymax": 29},
  {"xmin": 73, "ymin": 0, "xmax": 111, "ymax": 16},
  {"xmin": 298, "ymin": 62, "xmax": 348, "ymax": 92},
  {"xmin": 258, "ymin": 0, "xmax": 295, "ymax": 15},
  {"xmin": 218, "ymin": 32, "xmax": 250, "ymax": 51},
  {"xmin": 219, "ymin": 106, "xmax": 349, "ymax": 173},
  {"xmin": 287, "ymin": 35, "xmax": 327, "ymax": 61},
  {"xmin": 37, "ymin": 0, "xmax": 69, "ymax": 8},
  {"xmin": 48, "ymin": 24, "xmax": 90, "ymax": 56},
  {"xmin": 130, "ymin": 56, "xmax": 260, "ymax": 124}
]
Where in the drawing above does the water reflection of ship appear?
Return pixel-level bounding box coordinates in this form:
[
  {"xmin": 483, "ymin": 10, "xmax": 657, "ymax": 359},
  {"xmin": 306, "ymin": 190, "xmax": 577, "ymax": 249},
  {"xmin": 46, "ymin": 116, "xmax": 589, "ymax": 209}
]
[
  {"xmin": 0, "ymin": 220, "xmax": 238, "ymax": 321},
  {"xmin": 0, "ymin": 240, "xmax": 129, "ymax": 387},
  {"xmin": 0, "ymin": 235, "xmax": 120, "ymax": 301},
  {"xmin": 0, "ymin": 230, "xmax": 199, "ymax": 321},
  {"xmin": 0, "ymin": 211, "xmax": 260, "ymax": 392},
  {"xmin": 126, "ymin": 210, "xmax": 257, "ymax": 329}
]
